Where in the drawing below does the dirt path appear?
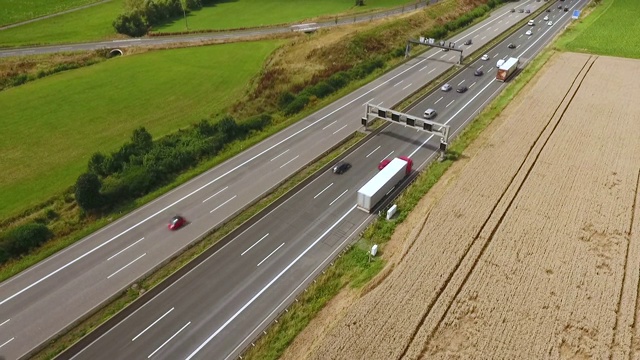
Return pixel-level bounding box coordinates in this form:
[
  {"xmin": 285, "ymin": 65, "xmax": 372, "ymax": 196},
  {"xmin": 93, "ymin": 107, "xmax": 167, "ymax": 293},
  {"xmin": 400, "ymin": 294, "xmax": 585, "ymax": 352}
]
[{"xmin": 296, "ymin": 52, "xmax": 640, "ymax": 359}]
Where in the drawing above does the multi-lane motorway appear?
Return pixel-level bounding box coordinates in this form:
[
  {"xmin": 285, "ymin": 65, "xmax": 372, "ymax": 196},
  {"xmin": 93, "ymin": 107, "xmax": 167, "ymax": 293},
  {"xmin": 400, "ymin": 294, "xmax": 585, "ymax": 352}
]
[{"xmin": 0, "ymin": 0, "xmax": 585, "ymax": 359}]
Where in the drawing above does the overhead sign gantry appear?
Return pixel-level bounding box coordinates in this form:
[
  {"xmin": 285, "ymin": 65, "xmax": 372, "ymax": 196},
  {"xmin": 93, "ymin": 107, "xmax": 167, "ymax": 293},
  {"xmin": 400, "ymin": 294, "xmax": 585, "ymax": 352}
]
[
  {"xmin": 405, "ymin": 37, "xmax": 463, "ymax": 64},
  {"xmin": 361, "ymin": 103, "xmax": 450, "ymax": 156}
]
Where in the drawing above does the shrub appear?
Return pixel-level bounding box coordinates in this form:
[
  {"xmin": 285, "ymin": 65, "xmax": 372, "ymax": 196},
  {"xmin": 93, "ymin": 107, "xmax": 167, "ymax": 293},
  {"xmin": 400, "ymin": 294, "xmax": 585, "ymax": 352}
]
[
  {"xmin": 327, "ymin": 72, "xmax": 351, "ymax": 90},
  {"xmin": 284, "ymin": 95, "xmax": 310, "ymax": 115},
  {"xmin": 0, "ymin": 223, "xmax": 53, "ymax": 263},
  {"xmin": 113, "ymin": 11, "xmax": 148, "ymax": 37},
  {"xmin": 307, "ymin": 81, "xmax": 335, "ymax": 99},
  {"xmin": 242, "ymin": 113, "xmax": 272, "ymax": 133},
  {"xmin": 278, "ymin": 92, "xmax": 295, "ymax": 110},
  {"xmin": 75, "ymin": 173, "xmax": 103, "ymax": 211},
  {"xmin": 88, "ymin": 152, "xmax": 108, "ymax": 177}
]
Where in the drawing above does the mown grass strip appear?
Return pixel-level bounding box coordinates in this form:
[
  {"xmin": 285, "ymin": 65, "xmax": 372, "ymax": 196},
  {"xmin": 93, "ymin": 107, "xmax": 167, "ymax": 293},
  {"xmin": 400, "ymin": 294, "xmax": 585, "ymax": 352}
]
[
  {"xmin": 241, "ymin": 38, "xmax": 558, "ymax": 360},
  {"xmin": 0, "ymin": 0, "xmax": 103, "ymax": 26}
]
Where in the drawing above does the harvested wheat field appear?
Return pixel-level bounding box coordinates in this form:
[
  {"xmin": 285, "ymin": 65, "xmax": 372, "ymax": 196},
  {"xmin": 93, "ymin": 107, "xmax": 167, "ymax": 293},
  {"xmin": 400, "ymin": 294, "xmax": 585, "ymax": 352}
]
[{"xmin": 301, "ymin": 52, "xmax": 640, "ymax": 359}]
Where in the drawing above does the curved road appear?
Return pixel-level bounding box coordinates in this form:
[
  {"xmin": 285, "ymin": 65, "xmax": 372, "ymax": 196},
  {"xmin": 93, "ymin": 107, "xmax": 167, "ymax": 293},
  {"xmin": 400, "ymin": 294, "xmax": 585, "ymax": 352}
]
[{"xmin": 0, "ymin": 0, "xmax": 579, "ymax": 359}]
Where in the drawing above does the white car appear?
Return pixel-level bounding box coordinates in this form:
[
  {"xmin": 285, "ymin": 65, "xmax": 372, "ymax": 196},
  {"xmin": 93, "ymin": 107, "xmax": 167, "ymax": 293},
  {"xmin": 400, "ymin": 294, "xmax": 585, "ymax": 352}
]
[
  {"xmin": 525, "ymin": 29, "xmax": 533, "ymax": 36},
  {"xmin": 481, "ymin": 54, "xmax": 490, "ymax": 61},
  {"xmin": 440, "ymin": 84, "xmax": 452, "ymax": 92},
  {"xmin": 543, "ymin": 15, "xmax": 549, "ymax": 21},
  {"xmin": 496, "ymin": 59, "xmax": 505, "ymax": 68},
  {"xmin": 527, "ymin": 20, "xmax": 535, "ymax": 26},
  {"xmin": 547, "ymin": 21, "xmax": 553, "ymax": 26}
]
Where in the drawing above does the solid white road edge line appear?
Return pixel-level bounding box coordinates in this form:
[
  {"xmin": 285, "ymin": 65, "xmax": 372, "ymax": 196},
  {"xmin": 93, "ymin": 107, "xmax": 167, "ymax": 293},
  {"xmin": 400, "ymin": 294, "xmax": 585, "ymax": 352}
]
[
  {"xmin": 202, "ymin": 186, "xmax": 228, "ymax": 203},
  {"xmin": 132, "ymin": 307, "xmax": 174, "ymax": 342},
  {"xmin": 185, "ymin": 206, "xmax": 356, "ymax": 360},
  {"xmin": 314, "ymin": 183, "xmax": 333, "ymax": 199},
  {"xmin": 107, "ymin": 238, "xmax": 145, "ymax": 261},
  {"xmin": 241, "ymin": 234, "xmax": 269, "ymax": 256},
  {"xmin": 107, "ymin": 253, "xmax": 146, "ymax": 279},
  {"xmin": 257, "ymin": 243, "xmax": 285, "ymax": 267},
  {"xmin": 147, "ymin": 321, "xmax": 190, "ymax": 359}
]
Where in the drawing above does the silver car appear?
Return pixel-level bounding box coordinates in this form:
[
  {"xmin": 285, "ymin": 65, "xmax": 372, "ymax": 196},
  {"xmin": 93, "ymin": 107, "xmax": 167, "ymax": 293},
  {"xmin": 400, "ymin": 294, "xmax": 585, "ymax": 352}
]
[{"xmin": 440, "ymin": 83, "xmax": 452, "ymax": 92}]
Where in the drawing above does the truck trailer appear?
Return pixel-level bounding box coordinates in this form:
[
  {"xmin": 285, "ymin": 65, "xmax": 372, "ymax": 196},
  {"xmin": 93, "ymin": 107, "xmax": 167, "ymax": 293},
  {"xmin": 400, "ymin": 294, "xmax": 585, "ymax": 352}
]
[
  {"xmin": 357, "ymin": 157, "xmax": 411, "ymax": 213},
  {"xmin": 496, "ymin": 57, "xmax": 519, "ymax": 82}
]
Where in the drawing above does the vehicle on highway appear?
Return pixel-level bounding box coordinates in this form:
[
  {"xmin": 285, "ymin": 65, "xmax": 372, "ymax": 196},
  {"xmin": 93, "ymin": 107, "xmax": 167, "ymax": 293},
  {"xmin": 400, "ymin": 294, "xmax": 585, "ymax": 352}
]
[
  {"xmin": 456, "ymin": 86, "xmax": 468, "ymax": 93},
  {"xmin": 496, "ymin": 59, "xmax": 506, "ymax": 68},
  {"xmin": 423, "ymin": 108, "xmax": 437, "ymax": 119},
  {"xmin": 511, "ymin": 8, "xmax": 515, "ymax": 12},
  {"xmin": 564, "ymin": 6, "xmax": 569, "ymax": 11},
  {"xmin": 547, "ymin": 8, "xmax": 551, "ymax": 12},
  {"xmin": 543, "ymin": 15, "xmax": 549, "ymax": 21},
  {"xmin": 168, "ymin": 215, "xmax": 186, "ymax": 230},
  {"xmin": 441, "ymin": 83, "xmax": 452, "ymax": 92},
  {"xmin": 357, "ymin": 157, "xmax": 412, "ymax": 212},
  {"xmin": 525, "ymin": 8, "xmax": 531, "ymax": 13},
  {"xmin": 378, "ymin": 159, "xmax": 391, "ymax": 170},
  {"xmin": 496, "ymin": 57, "xmax": 520, "ymax": 82},
  {"xmin": 525, "ymin": 29, "xmax": 533, "ymax": 36},
  {"xmin": 508, "ymin": 43, "xmax": 516, "ymax": 49},
  {"xmin": 333, "ymin": 161, "xmax": 351, "ymax": 174},
  {"xmin": 464, "ymin": 39, "xmax": 472, "ymax": 45},
  {"xmin": 442, "ymin": 47, "xmax": 449, "ymax": 52},
  {"xmin": 518, "ymin": 8, "xmax": 524, "ymax": 13},
  {"xmin": 474, "ymin": 68, "xmax": 484, "ymax": 76},
  {"xmin": 481, "ymin": 54, "xmax": 490, "ymax": 61},
  {"xmin": 557, "ymin": 4, "xmax": 563, "ymax": 8},
  {"xmin": 548, "ymin": 20, "xmax": 553, "ymax": 26},
  {"xmin": 528, "ymin": 20, "xmax": 535, "ymax": 26}
]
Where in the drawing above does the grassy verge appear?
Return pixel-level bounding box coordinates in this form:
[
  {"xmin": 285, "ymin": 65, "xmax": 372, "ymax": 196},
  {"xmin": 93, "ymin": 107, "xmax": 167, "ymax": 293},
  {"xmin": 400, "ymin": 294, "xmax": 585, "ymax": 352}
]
[
  {"xmin": 555, "ymin": 0, "xmax": 640, "ymax": 59},
  {"xmin": 0, "ymin": 0, "xmax": 123, "ymax": 48},
  {"xmin": 154, "ymin": 0, "xmax": 416, "ymax": 33},
  {"xmin": 0, "ymin": 41, "xmax": 280, "ymax": 219},
  {"xmin": 0, "ymin": 0, "xmax": 103, "ymax": 26},
  {"xmin": 241, "ymin": 37, "xmax": 558, "ymax": 360},
  {"xmin": 31, "ymin": 130, "xmax": 366, "ymax": 360}
]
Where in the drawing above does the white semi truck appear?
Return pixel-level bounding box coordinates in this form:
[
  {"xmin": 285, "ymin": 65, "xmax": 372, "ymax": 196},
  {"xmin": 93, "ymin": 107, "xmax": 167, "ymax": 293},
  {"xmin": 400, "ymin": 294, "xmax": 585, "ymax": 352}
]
[
  {"xmin": 356, "ymin": 157, "xmax": 412, "ymax": 213},
  {"xmin": 496, "ymin": 57, "xmax": 519, "ymax": 82}
]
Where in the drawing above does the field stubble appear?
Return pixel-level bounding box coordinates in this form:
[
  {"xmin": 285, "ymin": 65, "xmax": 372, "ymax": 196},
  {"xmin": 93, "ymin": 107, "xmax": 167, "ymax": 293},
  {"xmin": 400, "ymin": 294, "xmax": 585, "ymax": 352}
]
[{"xmin": 305, "ymin": 52, "xmax": 640, "ymax": 359}]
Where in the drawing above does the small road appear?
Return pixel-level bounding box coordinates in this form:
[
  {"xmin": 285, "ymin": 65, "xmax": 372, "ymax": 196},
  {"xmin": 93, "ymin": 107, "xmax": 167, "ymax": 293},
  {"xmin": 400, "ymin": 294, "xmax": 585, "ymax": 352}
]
[{"xmin": 0, "ymin": 0, "xmax": 436, "ymax": 57}]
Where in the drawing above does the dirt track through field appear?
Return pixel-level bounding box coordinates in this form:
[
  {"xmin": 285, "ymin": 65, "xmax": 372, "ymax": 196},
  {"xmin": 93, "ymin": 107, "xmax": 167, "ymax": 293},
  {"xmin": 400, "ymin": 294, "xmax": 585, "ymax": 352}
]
[{"xmin": 303, "ymin": 52, "xmax": 640, "ymax": 359}]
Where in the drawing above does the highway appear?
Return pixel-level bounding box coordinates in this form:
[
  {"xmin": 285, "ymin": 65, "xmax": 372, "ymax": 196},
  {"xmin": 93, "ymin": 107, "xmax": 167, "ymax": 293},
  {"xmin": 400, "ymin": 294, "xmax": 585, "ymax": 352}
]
[
  {"xmin": 0, "ymin": 1, "xmax": 572, "ymax": 359},
  {"xmin": 61, "ymin": 0, "xmax": 586, "ymax": 359}
]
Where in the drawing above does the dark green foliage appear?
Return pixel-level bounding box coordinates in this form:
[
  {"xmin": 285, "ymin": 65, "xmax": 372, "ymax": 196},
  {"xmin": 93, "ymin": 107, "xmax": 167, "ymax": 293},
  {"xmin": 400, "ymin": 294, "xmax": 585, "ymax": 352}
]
[
  {"xmin": 91, "ymin": 115, "xmax": 271, "ymax": 208},
  {"xmin": 306, "ymin": 81, "xmax": 335, "ymax": 99},
  {"xmin": 114, "ymin": 0, "xmax": 209, "ymax": 36},
  {"xmin": 75, "ymin": 172, "xmax": 103, "ymax": 211},
  {"xmin": 112, "ymin": 12, "xmax": 148, "ymax": 37},
  {"xmin": 284, "ymin": 95, "xmax": 310, "ymax": 115},
  {"xmin": 327, "ymin": 72, "xmax": 350, "ymax": 90},
  {"xmin": 278, "ymin": 91, "xmax": 295, "ymax": 110},
  {"xmin": 0, "ymin": 223, "xmax": 53, "ymax": 263}
]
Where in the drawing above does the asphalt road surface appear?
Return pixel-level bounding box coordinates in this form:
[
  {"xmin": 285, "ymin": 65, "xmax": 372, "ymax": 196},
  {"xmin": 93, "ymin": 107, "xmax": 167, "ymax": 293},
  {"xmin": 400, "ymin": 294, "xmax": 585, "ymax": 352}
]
[
  {"xmin": 0, "ymin": 0, "xmax": 581, "ymax": 359},
  {"xmin": 62, "ymin": 1, "xmax": 585, "ymax": 359}
]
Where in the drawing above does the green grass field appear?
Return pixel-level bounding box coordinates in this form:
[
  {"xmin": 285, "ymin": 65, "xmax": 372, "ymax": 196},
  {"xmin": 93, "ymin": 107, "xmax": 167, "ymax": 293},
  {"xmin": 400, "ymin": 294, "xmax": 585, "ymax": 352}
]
[
  {"xmin": 0, "ymin": 0, "xmax": 103, "ymax": 26},
  {"xmin": 0, "ymin": 0, "xmax": 122, "ymax": 48},
  {"xmin": 156, "ymin": 0, "xmax": 414, "ymax": 33},
  {"xmin": 558, "ymin": 0, "xmax": 640, "ymax": 59},
  {"xmin": 0, "ymin": 41, "xmax": 280, "ymax": 219}
]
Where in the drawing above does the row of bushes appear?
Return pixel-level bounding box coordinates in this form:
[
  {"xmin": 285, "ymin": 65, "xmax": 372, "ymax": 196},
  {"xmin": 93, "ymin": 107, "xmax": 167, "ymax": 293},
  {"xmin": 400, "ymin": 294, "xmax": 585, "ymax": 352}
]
[
  {"xmin": 0, "ymin": 223, "xmax": 52, "ymax": 264},
  {"xmin": 113, "ymin": 0, "xmax": 219, "ymax": 37},
  {"xmin": 75, "ymin": 114, "xmax": 272, "ymax": 212},
  {"xmin": 279, "ymin": 56, "xmax": 387, "ymax": 116}
]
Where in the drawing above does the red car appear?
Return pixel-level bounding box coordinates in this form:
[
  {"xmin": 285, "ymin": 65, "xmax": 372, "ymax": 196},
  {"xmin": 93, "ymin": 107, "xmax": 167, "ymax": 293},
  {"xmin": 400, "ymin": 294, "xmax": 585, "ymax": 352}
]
[
  {"xmin": 378, "ymin": 159, "xmax": 391, "ymax": 170},
  {"xmin": 168, "ymin": 215, "xmax": 186, "ymax": 230}
]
